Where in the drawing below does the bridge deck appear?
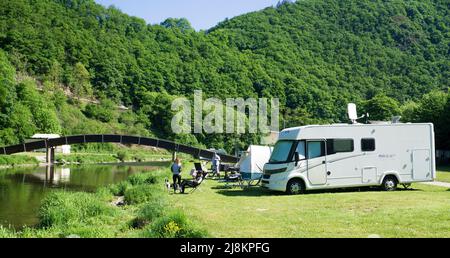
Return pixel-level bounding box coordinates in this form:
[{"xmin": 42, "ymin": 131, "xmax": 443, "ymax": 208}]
[{"xmin": 0, "ymin": 135, "xmax": 239, "ymax": 163}]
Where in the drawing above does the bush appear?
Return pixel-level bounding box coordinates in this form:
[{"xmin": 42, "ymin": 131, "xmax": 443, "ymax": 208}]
[
  {"xmin": 0, "ymin": 226, "xmax": 15, "ymax": 238},
  {"xmin": 127, "ymin": 173, "xmax": 158, "ymax": 186},
  {"xmin": 124, "ymin": 185, "xmax": 160, "ymax": 205},
  {"xmin": 133, "ymin": 154, "xmax": 146, "ymax": 162},
  {"xmin": 143, "ymin": 211, "xmax": 208, "ymax": 238},
  {"xmin": 109, "ymin": 181, "xmax": 132, "ymax": 196},
  {"xmin": 130, "ymin": 199, "xmax": 167, "ymax": 229},
  {"xmin": 95, "ymin": 187, "xmax": 114, "ymax": 202},
  {"xmin": 116, "ymin": 151, "xmax": 128, "ymax": 162},
  {"xmin": 0, "ymin": 155, "xmax": 39, "ymax": 166},
  {"xmin": 38, "ymin": 191, "xmax": 116, "ymax": 228},
  {"xmin": 83, "ymin": 99, "xmax": 117, "ymax": 123},
  {"xmin": 60, "ymin": 224, "xmax": 116, "ymax": 238}
]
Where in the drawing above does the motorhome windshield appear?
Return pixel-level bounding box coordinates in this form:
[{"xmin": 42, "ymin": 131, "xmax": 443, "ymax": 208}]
[{"xmin": 269, "ymin": 140, "xmax": 294, "ymax": 163}]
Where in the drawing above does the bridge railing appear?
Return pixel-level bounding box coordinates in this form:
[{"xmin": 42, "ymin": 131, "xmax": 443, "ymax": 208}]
[{"xmin": 0, "ymin": 135, "xmax": 240, "ymax": 163}]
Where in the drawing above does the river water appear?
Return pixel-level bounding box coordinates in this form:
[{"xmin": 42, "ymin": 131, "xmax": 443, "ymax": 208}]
[{"xmin": 0, "ymin": 162, "xmax": 169, "ymax": 229}]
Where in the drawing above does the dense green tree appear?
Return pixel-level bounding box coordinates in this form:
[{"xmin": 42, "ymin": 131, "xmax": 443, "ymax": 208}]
[
  {"xmin": 72, "ymin": 62, "xmax": 93, "ymax": 98},
  {"xmin": 9, "ymin": 103, "xmax": 36, "ymax": 141},
  {"xmin": 0, "ymin": 50, "xmax": 16, "ymax": 127},
  {"xmin": 84, "ymin": 98, "xmax": 118, "ymax": 123},
  {"xmin": 363, "ymin": 94, "xmax": 401, "ymax": 121},
  {"xmin": 0, "ymin": 0, "xmax": 448, "ymax": 151},
  {"xmin": 161, "ymin": 18, "xmax": 194, "ymax": 32},
  {"xmin": 400, "ymin": 90, "xmax": 450, "ymax": 149}
]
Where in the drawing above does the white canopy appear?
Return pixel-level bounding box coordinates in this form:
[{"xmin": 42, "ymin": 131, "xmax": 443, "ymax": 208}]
[
  {"xmin": 31, "ymin": 134, "xmax": 61, "ymax": 139},
  {"xmin": 238, "ymin": 145, "xmax": 273, "ymax": 174}
]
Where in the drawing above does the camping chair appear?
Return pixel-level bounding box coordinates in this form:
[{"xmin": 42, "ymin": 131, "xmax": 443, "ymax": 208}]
[
  {"xmin": 194, "ymin": 162, "xmax": 208, "ymax": 178},
  {"xmin": 179, "ymin": 171, "xmax": 208, "ymax": 194},
  {"xmin": 223, "ymin": 171, "xmax": 244, "ymax": 189}
]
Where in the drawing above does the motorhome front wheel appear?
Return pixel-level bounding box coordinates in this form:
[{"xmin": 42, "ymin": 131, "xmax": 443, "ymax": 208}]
[{"xmin": 286, "ymin": 179, "xmax": 305, "ymax": 195}]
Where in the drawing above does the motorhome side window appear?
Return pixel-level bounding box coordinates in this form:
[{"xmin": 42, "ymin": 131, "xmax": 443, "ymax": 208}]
[
  {"xmin": 293, "ymin": 141, "xmax": 306, "ymax": 160},
  {"xmin": 361, "ymin": 138, "xmax": 376, "ymax": 152},
  {"xmin": 307, "ymin": 141, "xmax": 325, "ymax": 159},
  {"xmin": 326, "ymin": 139, "xmax": 354, "ymax": 155}
]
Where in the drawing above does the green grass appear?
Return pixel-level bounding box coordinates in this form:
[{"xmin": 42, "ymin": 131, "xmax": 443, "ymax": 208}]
[
  {"xmin": 0, "ymin": 167, "xmax": 207, "ymax": 238},
  {"xmin": 168, "ymin": 175, "xmax": 450, "ymax": 238},
  {"xmin": 437, "ymin": 166, "xmax": 450, "ymax": 183},
  {"xmin": 2, "ymin": 162, "xmax": 449, "ymax": 238},
  {"xmin": 0, "ymin": 155, "xmax": 39, "ymax": 167}
]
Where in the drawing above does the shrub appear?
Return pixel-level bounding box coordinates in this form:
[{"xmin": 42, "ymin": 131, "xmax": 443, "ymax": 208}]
[
  {"xmin": 0, "ymin": 155, "xmax": 39, "ymax": 166},
  {"xmin": 109, "ymin": 181, "xmax": 132, "ymax": 196},
  {"xmin": 83, "ymin": 99, "xmax": 117, "ymax": 123},
  {"xmin": 0, "ymin": 226, "xmax": 15, "ymax": 238},
  {"xmin": 130, "ymin": 199, "xmax": 167, "ymax": 229},
  {"xmin": 127, "ymin": 173, "xmax": 158, "ymax": 186},
  {"xmin": 38, "ymin": 191, "xmax": 116, "ymax": 228},
  {"xmin": 60, "ymin": 224, "xmax": 116, "ymax": 238},
  {"xmin": 143, "ymin": 211, "xmax": 208, "ymax": 238},
  {"xmin": 124, "ymin": 185, "xmax": 160, "ymax": 205},
  {"xmin": 96, "ymin": 187, "xmax": 114, "ymax": 202},
  {"xmin": 116, "ymin": 151, "xmax": 128, "ymax": 162},
  {"xmin": 133, "ymin": 154, "xmax": 145, "ymax": 162}
]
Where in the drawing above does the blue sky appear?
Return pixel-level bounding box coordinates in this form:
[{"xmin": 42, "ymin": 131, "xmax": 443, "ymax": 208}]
[{"xmin": 94, "ymin": 0, "xmax": 280, "ymax": 30}]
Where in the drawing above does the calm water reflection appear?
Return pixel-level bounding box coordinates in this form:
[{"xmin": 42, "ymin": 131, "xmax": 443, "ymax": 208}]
[{"xmin": 0, "ymin": 162, "xmax": 168, "ymax": 229}]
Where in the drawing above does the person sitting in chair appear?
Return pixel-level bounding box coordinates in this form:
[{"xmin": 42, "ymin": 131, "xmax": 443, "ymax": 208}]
[{"xmin": 179, "ymin": 171, "xmax": 207, "ymax": 194}]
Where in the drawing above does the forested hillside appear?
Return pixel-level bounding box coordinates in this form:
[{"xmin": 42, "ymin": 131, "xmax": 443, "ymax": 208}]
[{"xmin": 0, "ymin": 0, "xmax": 449, "ymax": 151}]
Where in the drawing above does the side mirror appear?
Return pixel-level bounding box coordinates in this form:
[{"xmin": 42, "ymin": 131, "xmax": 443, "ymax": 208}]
[{"xmin": 294, "ymin": 152, "xmax": 300, "ymax": 166}]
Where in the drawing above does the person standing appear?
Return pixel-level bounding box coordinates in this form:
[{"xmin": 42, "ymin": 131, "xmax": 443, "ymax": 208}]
[
  {"xmin": 171, "ymin": 158, "xmax": 182, "ymax": 191},
  {"xmin": 212, "ymin": 152, "xmax": 221, "ymax": 177}
]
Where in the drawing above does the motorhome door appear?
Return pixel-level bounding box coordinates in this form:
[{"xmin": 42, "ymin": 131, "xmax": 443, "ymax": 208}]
[
  {"xmin": 412, "ymin": 149, "xmax": 432, "ymax": 180},
  {"xmin": 307, "ymin": 140, "xmax": 327, "ymax": 185}
]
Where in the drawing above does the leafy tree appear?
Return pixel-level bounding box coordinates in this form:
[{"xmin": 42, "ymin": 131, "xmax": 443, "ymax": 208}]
[
  {"xmin": 9, "ymin": 103, "xmax": 37, "ymax": 141},
  {"xmin": 72, "ymin": 62, "xmax": 93, "ymax": 98},
  {"xmin": 0, "ymin": 0, "xmax": 449, "ymax": 150},
  {"xmin": 363, "ymin": 94, "xmax": 401, "ymax": 121},
  {"xmin": 0, "ymin": 50, "xmax": 16, "ymax": 127},
  {"xmin": 84, "ymin": 98, "xmax": 118, "ymax": 123},
  {"xmin": 161, "ymin": 18, "xmax": 194, "ymax": 32}
]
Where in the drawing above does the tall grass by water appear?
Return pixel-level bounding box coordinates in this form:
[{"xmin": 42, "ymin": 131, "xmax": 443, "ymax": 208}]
[{"xmin": 0, "ymin": 168, "xmax": 208, "ymax": 238}]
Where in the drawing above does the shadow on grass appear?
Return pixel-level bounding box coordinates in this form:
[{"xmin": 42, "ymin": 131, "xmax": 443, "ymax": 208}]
[
  {"xmin": 214, "ymin": 187, "xmax": 282, "ymax": 197},
  {"xmin": 437, "ymin": 165, "xmax": 450, "ymax": 172},
  {"xmin": 214, "ymin": 185, "xmax": 422, "ymax": 197}
]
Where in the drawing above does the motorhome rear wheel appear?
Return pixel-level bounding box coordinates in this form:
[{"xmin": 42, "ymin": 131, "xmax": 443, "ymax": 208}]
[{"xmin": 382, "ymin": 176, "xmax": 398, "ymax": 191}]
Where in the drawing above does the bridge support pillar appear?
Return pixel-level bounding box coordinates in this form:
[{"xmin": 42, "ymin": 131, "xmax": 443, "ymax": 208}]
[
  {"xmin": 46, "ymin": 147, "xmax": 55, "ymax": 165},
  {"xmin": 172, "ymin": 151, "xmax": 177, "ymax": 161}
]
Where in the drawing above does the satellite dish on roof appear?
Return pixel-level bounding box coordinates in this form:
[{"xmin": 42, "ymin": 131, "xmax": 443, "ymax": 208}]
[
  {"xmin": 391, "ymin": 116, "xmax": 402, "ymax": 124},
  {"xmin": 348, "ymin": 103, "xmax": 358, "ymax": 124}
]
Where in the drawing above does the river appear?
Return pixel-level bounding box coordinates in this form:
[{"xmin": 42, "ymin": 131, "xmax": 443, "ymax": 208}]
[{"xmin": 0, "ymin": 162, "xmax": 169, "ymax": 229}]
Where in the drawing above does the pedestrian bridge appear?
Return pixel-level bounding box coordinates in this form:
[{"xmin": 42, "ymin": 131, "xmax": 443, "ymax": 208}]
[{"xmin": 0, "ymin": 135, "xmax": 239, "ymax": 163}]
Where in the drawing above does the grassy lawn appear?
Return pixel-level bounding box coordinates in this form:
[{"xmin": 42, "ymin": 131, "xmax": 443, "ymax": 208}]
[
  {"xmin": 437, "ymin": 166, "xmax": 450, "ymax": 183},
  {"xmin": 168, "ymin": 177, "xmax": 450, "ymax": 238}
]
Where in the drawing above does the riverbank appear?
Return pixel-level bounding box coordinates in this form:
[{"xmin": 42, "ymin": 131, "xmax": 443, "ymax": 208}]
[
  {"xmin": 0, "ymin": 148, "xmax": 173, "ymax": 169},
  {"xmin": 0, "ymin": 167, "xmax": 207, "ymax": 238}
]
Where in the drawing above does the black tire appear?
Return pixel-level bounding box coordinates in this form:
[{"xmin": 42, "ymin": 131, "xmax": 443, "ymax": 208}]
[
  {"xmin": 382, "ymin": 176, "xmax": 398, "ymax": 191},
  {"xmin": 286, "ymin": 179, "xmax": 305, "ymax": 195}
]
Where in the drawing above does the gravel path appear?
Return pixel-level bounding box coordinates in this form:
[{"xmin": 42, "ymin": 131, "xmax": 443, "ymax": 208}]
[{"xmin": 420, "ymin": 181, "xmax": 450, "ymax": 188}]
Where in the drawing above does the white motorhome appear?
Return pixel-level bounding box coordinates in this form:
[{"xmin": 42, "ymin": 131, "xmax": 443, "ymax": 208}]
[{"xmin": 262, "ymin": 122, "xmax": 436, "ymax": 194}]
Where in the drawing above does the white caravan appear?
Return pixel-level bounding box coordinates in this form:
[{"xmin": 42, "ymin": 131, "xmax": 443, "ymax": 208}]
[{"xmin": 262, "ymin": 123, "xmax": 435, "ymax": 194}]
